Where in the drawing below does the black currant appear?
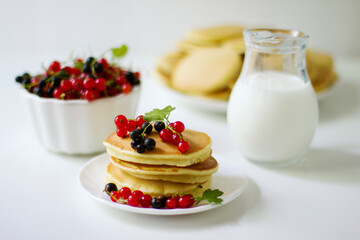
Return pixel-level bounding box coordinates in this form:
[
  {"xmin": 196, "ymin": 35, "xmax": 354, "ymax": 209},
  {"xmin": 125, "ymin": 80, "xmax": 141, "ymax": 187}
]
[
  {"xmin": 151, "ymin": 196, "xmax": 166, "ymax": 209},
  {"xmin": 51, "ymin": 76, "xmax": 61, "ymax": 88},
  {"xmin": 94, "ymin": 62, "xmax": 104, "ymax": 73},
  {"xmin": 130, "ymin": 129, "xmax": 142, "ymax": 140},
  {"xmin": 85, "ymin": 56, "xmax": 95, "ymax": 65},
  {"xmin": 141, "ymin": 122, "xmax": 153, "ymax": 134},
  {"xmin": 38, "ymin": 80, "xmax": 46, "ymax": 88},
  {"xmin": 105, "ymin": 183, "xmax": 117, "ymax": 195},
  {"xmin": 83, "ymin": 63, "xmax": 92, "ymax": 74},
  {"xmin": 154, "ymin": 121, "xmax": 165, "ymax": 132},
  {"xmin": 46, "ymin": 87, "xmax": 54, "ymax": 97},
  {"xmin": 15, "ymin": 76, "xmax": 23, "ymax": 83},
  {"xmin": 33, "ymin": 86, "xmax": 45, "ymax": 97},
  {"xmin": 22, "ymin": 77, "xmax": 31, "ymax": 85},
  {"xmin": 144, "ymin": 138, "xmax": 155, "ymax": 151},
  {"xmin": 136, "ymin": 144, "xmax": 145, "ymax": 153},
  {"xmin": 22, "ymin": 72, "xmax": 31, "ymax": 79},
  {"xmin": 125, "ymin": 71, "xmax": 136, "ymax": 85}
]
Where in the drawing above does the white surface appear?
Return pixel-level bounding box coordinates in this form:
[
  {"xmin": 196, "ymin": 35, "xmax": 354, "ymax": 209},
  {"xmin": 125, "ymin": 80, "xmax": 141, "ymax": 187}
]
[
  {"xmin": 19, "ymin": 86, "xmax": 140, "ymax": 154},
  {"xmin": 78, "ymin": 153, "xmax": 248, "ymax": 215},
  {"xmin": 1, "ymin": 1, "xmax": 360, "ymax": 239}
]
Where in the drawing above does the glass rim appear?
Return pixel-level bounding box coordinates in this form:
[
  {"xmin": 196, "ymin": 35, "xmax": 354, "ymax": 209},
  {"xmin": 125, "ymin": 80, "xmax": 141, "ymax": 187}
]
[{"xmin": 243, "ymin": 28, "xmax": 309, "ymax": 48}]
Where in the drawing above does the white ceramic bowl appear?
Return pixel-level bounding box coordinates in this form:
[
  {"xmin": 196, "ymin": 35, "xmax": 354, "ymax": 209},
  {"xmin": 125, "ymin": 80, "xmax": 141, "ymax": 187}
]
[{"xmin": 19, "ymin": 87, "xmax": 141, "ymax": 154}]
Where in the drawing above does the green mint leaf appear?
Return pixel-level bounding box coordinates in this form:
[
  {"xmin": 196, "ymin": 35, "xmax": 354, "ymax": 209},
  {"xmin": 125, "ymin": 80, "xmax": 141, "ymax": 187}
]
[
  {"xmin": 111, "ymin": 45, "xmax": 128, "ymax": 58},
  {"xmin": 194, "ymin": 189, "xmax": 223, "ymax": 204},
  {"xmin": 74, "ymin": 61, "xmax": 84, "ymax": 70},
  {"xmin": 143, "ymin": 105, "xmax": 176, "ymax": 122}
]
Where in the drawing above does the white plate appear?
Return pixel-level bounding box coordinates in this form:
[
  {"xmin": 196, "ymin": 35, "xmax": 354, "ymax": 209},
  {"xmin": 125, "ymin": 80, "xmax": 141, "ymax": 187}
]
[{"xmin": 78, "ymin": 152, "xmax": 248, "ymax": 215}]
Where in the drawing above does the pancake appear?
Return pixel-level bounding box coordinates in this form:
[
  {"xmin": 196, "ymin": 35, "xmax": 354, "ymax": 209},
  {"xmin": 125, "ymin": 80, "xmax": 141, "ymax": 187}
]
[
  {"xmin": 111, "ymin": 155, "xmax": 218, "ymax": 176},
  {"xmin": 186, "ymin": 25, "xmax": 244, "ymax": 43},
  {"xmin": 105, "ymin": 163, "xmax": 211, "ymax": 197},
  {"xmin": 172, "ymin": 48, "xmax": 242, "ymax": 94},
  {"xmin": 104, "ymin": 129, "xmax": 212, "ymax": 167},
  {"xmin": 125, "ymin": 172, "xmax": 212, "ymax": 184}
]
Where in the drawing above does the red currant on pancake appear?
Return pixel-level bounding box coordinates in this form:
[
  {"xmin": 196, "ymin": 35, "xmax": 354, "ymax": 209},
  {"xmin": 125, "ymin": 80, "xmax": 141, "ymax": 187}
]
[
  {"xmin": 116, "ymin": 127, "xmax": 127, "ymax": 138},
  {"xmin": 135, "ymin": 115, "xmax": 146, "ymax": 128},
  {"xmin": 126, "ymin": 120, "xmax": 137, "ymax": 132},
  {"xmin": 159, "ymin": 129, "xmax": 172, "ymax": 142},
  {"xmin": 114, "ymin": 115, "xmax": 127, "ymax": 128},
  {"xmin": 171, "ymin": 133, "xmax": 181, "ymax": 145},
  {"xmin": 178, "ymin": 141, "xmax": 190, "ymax": 153},
  {"xmin": 172, "ymin": 121, "xmax": 185, "ymax": 133}
]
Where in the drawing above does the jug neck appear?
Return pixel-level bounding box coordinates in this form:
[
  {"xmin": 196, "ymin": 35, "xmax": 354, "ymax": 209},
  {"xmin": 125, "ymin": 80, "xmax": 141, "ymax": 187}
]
[{"xmin": 241, "ymin": 29, "xmax": 310, "ymax": 81}]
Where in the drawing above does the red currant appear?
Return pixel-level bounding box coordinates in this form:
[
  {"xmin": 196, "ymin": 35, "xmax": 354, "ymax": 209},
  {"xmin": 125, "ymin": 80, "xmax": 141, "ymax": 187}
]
[
  {"xmin": 166, "ymin": 196, "xmax": 179, "ymax": 209},
  {"xmin": 110, "ymin": 191, "xmax": 121, "ymax": 202},
  {"xmin": 171, "ymin": 121, "xmax": 185, "ymax": 133},
  {"xmin": 131, "ymin": 190, "xmax": 143, "ymax": 199},
  {"xmin": 84, "ymin": 90, "xmax": 99, "ymax": 101},
  {"xmin": 53, "ymin": 88, "xmax": 63, "ymax": 99},
  {"xmin": 121, "ymin": 83, "xmax": 132, "ymax": 94},
  {"xmin": 107, "ymin": 88, "xmax": 119, "ymax": 96},
  {"xmin": 60, "ymin": 80, "xmax": 72, "ymax": 92},
  {"xmin": 48, "ymin": 61, "xmax": 61, "ymax": 73},
  {"xmin": 95, "ymin": 78, "xmax": 107, "ymax": 91},
  {"xmin": 139, "ymin": 195, "xmax": 152, "ymax": 208},
  {"xmin": 114, "ymin": 115, "xmax": 127, "ymax": 128},
  {"xmin": 178, "ymin": 141, "xmax": 190, "ymax": 153},
  {"xmin": 119, "ymin": 187, "xmax": 132, "ymax": 199},
  {"xmin": 126, "ymin": 120, "xmax": 137, "ymax": 132},
  {"xmin": 159, "ymin": 129, "xmax": 173, "ymax": 142},
  {"xmin": 72, "ymin": 67, "xmax": 81, "ymax": 76},
  {"xmin": 134, "ymin": 72, "xmax": 141, "ymax": 79},
  {"xmin": 171, "ymin": 133, "xmax": 181, "ymax": 145},
  {"xmin": 135, "ymin": 115, "xmax": 146, "ymax": 128},
  {"xmin": 116, "ymin": 128, "xmax": 127, "ymax": 138},
  {"xmin": 83, "ymin": 77, "xmax": 95, "ymax": 90},
  {"xmin": 62, "ymin": 66, "xmax": 73, "ymax": 75},
  {"xmin": 98, "ymin": 58, "xmax": 109, "ymax": 69},
  {"xmin": 116, "ymin": 75, "xmax": 126, "ymax": 85},
  {"xmin": 128, "ymin": 191, "xmax": 143, "ymax": 207},
  {"xmin": 70, "ymin": 78, "xmax": 83, "ymax": 91},
  {"xmin": 178, "ymin": 194, "xmax": 194, "ymax": 208}
]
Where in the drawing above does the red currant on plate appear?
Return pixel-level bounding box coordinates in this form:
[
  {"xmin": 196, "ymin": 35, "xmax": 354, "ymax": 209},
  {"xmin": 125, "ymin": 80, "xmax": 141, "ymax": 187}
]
[
  {"xmin": 178, "ymin": 194, "xmax": 194, "ymax": 208},
  {"xmin": 83, "ymin": 78, "xmax": 95, "ymax": 90},
  {"xmin": 121, "ymin": 83, "xmax": 132, "ymax": 94},
  {"xmin": 110, "ymin": 191, "xmax": 121, "ymax": 202},
  {"xmin": 140, "ymin": 195, "xmax": 152, "ymax": 208},
  {"xmin": 119, "ymin": 187, "xmax": 132, "ymax": 199},
  {"xmin": 48, "ymin": 61, "xmax": 61, "ymax": 73},
  {"xmin": 166, "ymin": 196, "xmax": 179, "ymax": 209},
  {"xmin": 60, "ymin": 80, "xmax": 72, "ymax": 92}
]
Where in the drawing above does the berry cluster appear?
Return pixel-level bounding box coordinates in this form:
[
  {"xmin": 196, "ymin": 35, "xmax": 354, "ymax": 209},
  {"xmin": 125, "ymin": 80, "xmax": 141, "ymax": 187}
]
[
  {"xmin": 105, "ymin": 183, "xmax": 195, "ymax": 209},
  {"xmin": 15, "ymin": 57, "xmax": 140, "ymax": 101},
  {"xmin": 114, "ymin": 113, "xmax": 191, "ymax": 153},
  {"xmin": 114, "ymin": 114, "xmax": 156, "ymax": 153}
]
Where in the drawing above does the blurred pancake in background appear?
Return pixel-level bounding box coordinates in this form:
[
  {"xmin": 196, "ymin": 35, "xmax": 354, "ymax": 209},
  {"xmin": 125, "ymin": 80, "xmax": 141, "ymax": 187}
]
[{"xmin": 155, "ymin": 25, "xmax": 338, "ymax": 102}]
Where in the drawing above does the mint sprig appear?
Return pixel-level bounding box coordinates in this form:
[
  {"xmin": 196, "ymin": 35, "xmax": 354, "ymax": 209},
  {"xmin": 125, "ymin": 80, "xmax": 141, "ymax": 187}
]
[
  {"xmin": 194, "ymin": 189, "xmax": 223, "ymax": 204},
  {"xmin": 111, "ymin": 45, "xmax": 128, "ymax": 58},
  {"xmin": 143, "ymin": 105, "xmax": 176, "ymax": 123}
]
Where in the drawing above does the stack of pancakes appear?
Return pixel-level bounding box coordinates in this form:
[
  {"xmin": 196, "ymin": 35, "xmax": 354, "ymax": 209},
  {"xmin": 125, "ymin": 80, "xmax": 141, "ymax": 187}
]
[
  {"xmin": 155, "ymin": 25, "xmax": 338, "ymax": 100},
  {"xmin": 103, "ymin": 129, "xmax": 218, "ymax": 197}
]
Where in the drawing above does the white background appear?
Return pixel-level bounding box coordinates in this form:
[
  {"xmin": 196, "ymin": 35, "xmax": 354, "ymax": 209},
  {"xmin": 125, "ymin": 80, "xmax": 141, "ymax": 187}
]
[{"xmin": 1, "ymin": 1, "xmax": 360, "ymax": 240}]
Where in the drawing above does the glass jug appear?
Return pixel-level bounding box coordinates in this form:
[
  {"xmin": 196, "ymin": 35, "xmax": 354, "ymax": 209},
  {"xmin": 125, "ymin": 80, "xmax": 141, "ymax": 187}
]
[{"xmin": 227, "ymin": 29, "xmax": 318, "ymax": 167}]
